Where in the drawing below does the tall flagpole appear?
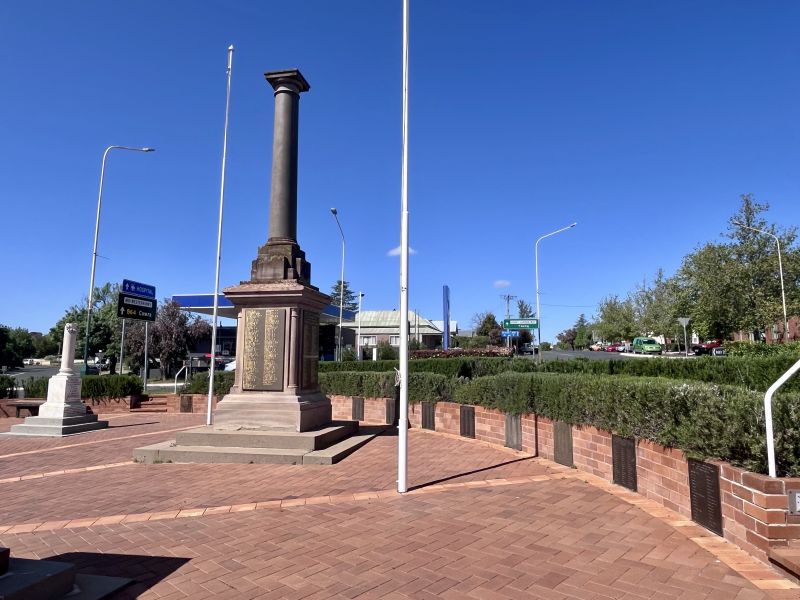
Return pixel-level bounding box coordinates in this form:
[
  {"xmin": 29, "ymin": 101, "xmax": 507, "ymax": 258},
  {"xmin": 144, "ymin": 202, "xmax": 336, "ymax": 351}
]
[
  {"xmin": 398, "ymin": 0, "xmax": 410, "ymax": 494},
  {"xmin": 208, "ymin": 44, "xmax": 234, "ymax": 426}
]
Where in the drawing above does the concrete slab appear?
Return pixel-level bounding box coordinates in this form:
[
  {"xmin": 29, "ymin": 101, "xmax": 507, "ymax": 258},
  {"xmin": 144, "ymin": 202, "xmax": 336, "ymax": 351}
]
[
  {"xmin": 303, "ymin": 433, "xmax": 377, "ymax": 465},
  {"xmin": 0, "ymin": 557, "xmax": 75, "ymax": 600},
  {"xmin": 175, "ymin": 422, "xmax": 357, "ymax": 451}
]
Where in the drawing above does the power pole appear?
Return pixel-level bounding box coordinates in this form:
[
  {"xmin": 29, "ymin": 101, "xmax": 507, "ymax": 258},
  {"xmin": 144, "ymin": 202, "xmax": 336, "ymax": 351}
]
[{"xmin": 500, "ymin": 294, "xmax": 517, "ymax": 348}]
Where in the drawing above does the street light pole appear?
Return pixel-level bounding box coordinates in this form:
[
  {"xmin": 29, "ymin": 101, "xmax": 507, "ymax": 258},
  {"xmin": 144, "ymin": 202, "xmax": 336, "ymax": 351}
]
[
  {"xmin": 535, "ymin": 223, "xmax": 577, "ymax": 362},
  {"xmin": 330, "ymin": 208, "xmax": 346, "ymax": 360},
  {"xmin": 733, "ymin": 221, "xmax": 789, "ymax": 341},
  {"xmin": 83, "ymin": 145, "xmax": 154, "ymax": 370}
]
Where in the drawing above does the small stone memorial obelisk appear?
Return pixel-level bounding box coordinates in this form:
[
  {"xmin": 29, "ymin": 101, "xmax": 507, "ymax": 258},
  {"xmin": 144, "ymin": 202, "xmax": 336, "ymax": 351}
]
[{"xmin": 9, "ymin": 323, "xmax": 108, "ymax": 436}]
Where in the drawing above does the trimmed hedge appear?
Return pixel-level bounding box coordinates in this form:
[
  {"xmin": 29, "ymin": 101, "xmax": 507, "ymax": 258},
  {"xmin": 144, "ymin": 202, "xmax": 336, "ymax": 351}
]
[
  {"xmin": 319, "ymin": 355, "xmax": 800, "ymax": 392},
  {"xmin": 183, "ymin": 371, "xmax": 236, "ymax": 395},
  {"xmin": 0, "ymin": 375, "xmax": 15, "ymax": 399},
  {"xmin": 454, "ymin": 372, "xmax": 800, "ymax": 477},
  {"xmin": 21, "ymin": 375, "xmax": 143, "ymax": 400},
  {"xmin": 318, "ymin": 371, "xmax": 453, "ymax": 403},
  {"xmin": 318, "ymin": 369, "xmax": 800, "ymax": 476},
  {"xmin": 724, "ymin": 340, "xmax": 800, "ymax": 358}
]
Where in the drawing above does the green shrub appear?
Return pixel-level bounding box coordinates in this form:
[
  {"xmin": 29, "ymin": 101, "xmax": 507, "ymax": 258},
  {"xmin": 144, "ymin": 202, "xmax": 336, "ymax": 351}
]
[
  {"xmin": 453, "ymin": 372, "xmax": 800, "ymax": 477},
  {"xmin": 724, "ymin": 341, "xmax": 800, "ymax": 358},
  {"xmin": 184, "ymin": 371, "xmax": 235, "ymax": 395},
  {"xmin": 19, "ymin": 375, "xmax": 142, "ymax": 400},
  {"xmin": 22, "ymin": 377, "xmax": 48, "ymax": 398},
  {"xmin": 0, "ymin": 375, "xmax": 15, "ymax": 399},
  {"xmin": 319, "ymin": 370, "xmax": 452, "ymax": 404},
  {"xmin": 81, "ymin": 375, "xmax": 143, "ymax": 400},
  {"xmin": 377, "ymin": 341, "xmax": 397, "ymax": 360}
]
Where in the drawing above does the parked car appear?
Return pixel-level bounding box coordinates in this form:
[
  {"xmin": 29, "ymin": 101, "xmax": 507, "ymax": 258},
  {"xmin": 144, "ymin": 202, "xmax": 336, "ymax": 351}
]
[
  {"xmin": 589, "ymin": 342, "xmax": 603, "ymax": 352},
  {"xmin": 632, "ymin": 337, "xmax": 662, "ymax": 355},
  {"xmin": 692, "ymin": 339, "xmax": 723, "ymax": 355},
  {"xmin": 604, "ymin": 343, "xmax": 619, "ymax": 352},
  {"xmin": 519, "ymin": 343, "xmax": 538, "ymax": 355}
]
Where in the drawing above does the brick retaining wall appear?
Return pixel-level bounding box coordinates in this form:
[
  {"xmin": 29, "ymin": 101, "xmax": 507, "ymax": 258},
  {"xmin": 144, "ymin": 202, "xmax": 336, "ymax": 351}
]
[{"xmin": 331, "ymin": 394, "xmax": 800, "ymax": 566}]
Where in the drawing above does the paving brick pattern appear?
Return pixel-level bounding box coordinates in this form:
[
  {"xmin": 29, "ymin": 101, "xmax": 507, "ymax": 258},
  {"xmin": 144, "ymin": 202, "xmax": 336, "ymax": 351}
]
[{"xmin": 0, "ymin": 414, "xmax": 795, "ymax": 599}]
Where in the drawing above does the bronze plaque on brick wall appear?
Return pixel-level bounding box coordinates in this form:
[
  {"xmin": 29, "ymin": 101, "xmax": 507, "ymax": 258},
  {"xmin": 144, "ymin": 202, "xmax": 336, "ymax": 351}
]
[
  {"xmin": 386, "ymin": 396, "xmax": 399, "ymax": 426},
  {"xmin": 505, "ymin": 414, "xmax": 522, "ymax": 450},
  {"xmin": 242, "ymin": 308, "xmax": 285, "ymax": 391},
  {"xmin": 689, "ymin": 458, "xmax": 723, "ymax": 536},
  {"xmin": 352, "ymin": 397, "xmax": 364, "ymax": 421},
  {"xmin": 554, "ymin": 421, "xmax": 573, "ymax": 467},
  {"xmin": 422, "ymin": 401, "xmax": 435, "ymax": 430},
  {"xmin": 180, "ymin": 395, "xmax": 193, "ymax": 413},
  {"xmin": 460, "ymin": 405, "xmax": 475, "ymax": 438},
  {"xmin": 612, "ymin": 435, "xmax": 637, "ymax": 491}
]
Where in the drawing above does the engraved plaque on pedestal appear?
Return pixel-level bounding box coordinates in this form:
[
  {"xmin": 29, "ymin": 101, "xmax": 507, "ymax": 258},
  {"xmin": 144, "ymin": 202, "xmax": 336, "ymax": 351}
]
[
  {"xmin": 302, "ymin": 311, "xmax": 319, "ymax": 390},
  {"xmin": 65, "ymin": 377, "xmax": 82, "ymax": 403},
  {"xmin": 242, "ymin": 308, "xmax": 286, "ymax": 392}
]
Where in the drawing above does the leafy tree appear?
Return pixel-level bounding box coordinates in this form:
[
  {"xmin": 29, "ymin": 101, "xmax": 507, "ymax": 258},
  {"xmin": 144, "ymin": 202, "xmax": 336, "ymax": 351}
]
[
  {"xmin": 330, "ymin": 280, "xmax": 359, "ymax": 311},
  {"xmin": 573, "ymin": 314, "xmax": 591, "ymax": 349},
  {"xmin": 474, "ymin": 312, "xmax": 500, "ymax": 336},
  {"xmin": 516, "ymin": 299, "xmax": 534, "ymax": 344},
  {"xmin": 556, "ymin": 327, "xmax": 578, "ymax": 350},
  {"xmin": 50, "ymin": 283, "xmax": 122, "ymax": 363},
  {"xmin": 31, "ymin": 332, "xmax": 59, "ymax": 358},
  {"xmin": 123, "ymin": 300, "xmax": 211, "ymax": 378},
  {"xmin": 516, "ymin": 300, "xmax": 534, "ymax": 319},
  {"xmin": 631, "ymin": 269, "xmax": 680, "ymax": 340},
  {"xmin": 596, "ymin": 295, "xmax": 637, "ymax": 341}
]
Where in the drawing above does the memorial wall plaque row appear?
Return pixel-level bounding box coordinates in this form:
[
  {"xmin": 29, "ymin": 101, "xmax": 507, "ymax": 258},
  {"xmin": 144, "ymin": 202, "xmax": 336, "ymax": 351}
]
[
  {"xmin": 554, "ymin": 421, "xmax": 574, "ymax": 468},
  {"xmin": 385, "ymin": 397, "xmax": 399, "ymax": 426},
  {"xmin": 505, "ymin": 413, "xmax": 522, "ymax": 451},
  {"xmin": 421, "ymin": 401, "xmax": 435, "ymax": 430},
  {"xmin": 612, "ymin": 434, "xmax": 638, "ymax": 491},
  {"xmin": 460, "ymin": 405, "xmax": 475, "ymax": 438},
  {"xmin": 352, "ymin": 397, "xmax": 365, "ymax": 421},
  {"xmin": 688, "ymin": 458, "xmax": 723, "ymax": 536}
]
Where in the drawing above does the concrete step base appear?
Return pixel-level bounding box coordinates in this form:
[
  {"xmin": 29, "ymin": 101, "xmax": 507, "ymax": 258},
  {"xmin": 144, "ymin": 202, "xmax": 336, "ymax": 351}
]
[
  {"xmin": 769, "ymin": 547, "xmax": 800, "ymax": 581},
  {"xmin": 175, "ymin": 422, "xmax": 357, "ymax": 451},
  {"xmin": 130, "ymin": 407, "xmax": 169, "ymax": 413},
  {"xmin": 6, "ymin": 414, "xmax": 109, "ymax": 437},
  {"xmin": 134, "ymin": 428, "xmax": 380, "ymax": 466}
]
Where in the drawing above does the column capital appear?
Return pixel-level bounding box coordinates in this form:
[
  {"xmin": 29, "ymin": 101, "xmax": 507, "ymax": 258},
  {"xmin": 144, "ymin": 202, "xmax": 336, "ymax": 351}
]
[{"xmin": 264, "ymin": 69, "xmax": 310, "ymax": 94}]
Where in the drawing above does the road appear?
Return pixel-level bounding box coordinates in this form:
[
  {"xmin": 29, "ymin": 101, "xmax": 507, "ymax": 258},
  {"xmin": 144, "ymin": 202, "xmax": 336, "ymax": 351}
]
[
  {"xmin": 528, "ymin": 349, "xmax": 694, "ymax": 361},
  {"xmin": 4, "ymin": 365, "xmax": 59, "ymax": 382}
]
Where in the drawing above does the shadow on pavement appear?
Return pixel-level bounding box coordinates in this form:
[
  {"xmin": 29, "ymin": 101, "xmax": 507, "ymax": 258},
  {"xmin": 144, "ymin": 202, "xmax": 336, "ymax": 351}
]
[
  {"xmin": 45, "ymin": 552, "xmax": 190, "ymax": 599},
  {"xmin": 409, "ymin": 456, "xmax": 536, "ymax": 492}
]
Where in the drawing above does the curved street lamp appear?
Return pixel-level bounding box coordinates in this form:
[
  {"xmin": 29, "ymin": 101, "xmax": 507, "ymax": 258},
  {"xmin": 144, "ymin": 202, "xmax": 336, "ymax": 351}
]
[
  {"xmin": 535, "ymin": 222, "xmax": 577, "ymax": 362},
  {"xmin": 83, "ymin": 146, "xmax": 155, "ymax": 369},
  {"xmin": 732, "ymin": 221, "xmax": 789, "ymax": 342},
  {"xmin": 330, "ymin": 208, "xmax": 345, "ymax": 361}
]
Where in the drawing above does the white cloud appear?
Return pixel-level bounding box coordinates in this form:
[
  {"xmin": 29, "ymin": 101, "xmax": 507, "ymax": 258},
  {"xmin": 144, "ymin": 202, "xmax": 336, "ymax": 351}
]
[
  {"xmin": 493, "ymin": 279, "xmax": 511, "ymax": 288},
  {"xmin": 387, "ymin": 245, "xmax": 417, "ymax": 257}
]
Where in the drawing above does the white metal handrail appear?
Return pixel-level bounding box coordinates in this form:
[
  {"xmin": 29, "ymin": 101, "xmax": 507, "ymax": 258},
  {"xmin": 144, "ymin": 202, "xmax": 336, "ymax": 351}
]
[
  {"xmin": 174, "ymin": 365, "xmax": 188, "ymax": 395},
  {"xmin": 764, "ymin": 357, "xmax": 800, "ymax": 478}
]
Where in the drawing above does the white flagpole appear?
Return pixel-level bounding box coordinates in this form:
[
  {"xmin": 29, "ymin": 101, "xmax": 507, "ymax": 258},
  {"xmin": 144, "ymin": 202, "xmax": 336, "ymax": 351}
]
[
  {"xmin": 398, "ymin": 0, "xmax": 410, "ymax": 494},
  {"xmin": 208, "ymin": 44, "xmax": 234, "ymax": 426}
]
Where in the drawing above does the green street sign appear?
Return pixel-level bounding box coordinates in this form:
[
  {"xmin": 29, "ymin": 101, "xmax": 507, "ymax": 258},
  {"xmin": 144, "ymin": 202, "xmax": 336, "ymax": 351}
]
[{"xmin": 503, "ymin": 318, "xmax": 539, "ymax": 330}]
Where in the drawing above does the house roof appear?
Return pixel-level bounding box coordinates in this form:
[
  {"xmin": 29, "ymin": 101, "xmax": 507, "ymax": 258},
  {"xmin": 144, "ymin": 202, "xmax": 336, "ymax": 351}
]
[{"xmin": 342, "ymin": 310, "xmax": 442, "ymax": 335}]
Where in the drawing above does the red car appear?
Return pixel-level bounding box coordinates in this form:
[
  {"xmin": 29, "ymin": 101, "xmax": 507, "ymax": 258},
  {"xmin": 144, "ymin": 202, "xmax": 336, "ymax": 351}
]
[
  {"xmin": 604, "ymin": 343, "xmax": 620, "ymax": 352},
  {"xmin": 692, "ymin": 339, "xmax": 723, "ymax": 355}
]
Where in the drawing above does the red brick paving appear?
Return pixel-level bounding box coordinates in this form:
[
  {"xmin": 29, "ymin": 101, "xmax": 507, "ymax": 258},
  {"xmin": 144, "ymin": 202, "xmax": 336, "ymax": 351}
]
[{"xmin": 0, "ymin": 414, "xmax": 795, "ymax": 599}]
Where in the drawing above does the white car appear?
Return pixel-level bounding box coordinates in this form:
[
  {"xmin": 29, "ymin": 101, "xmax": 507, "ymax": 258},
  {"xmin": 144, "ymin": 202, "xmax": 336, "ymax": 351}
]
[{"xmin": 224, "ymin": 359, "xmax": 236, "ymax": 372}]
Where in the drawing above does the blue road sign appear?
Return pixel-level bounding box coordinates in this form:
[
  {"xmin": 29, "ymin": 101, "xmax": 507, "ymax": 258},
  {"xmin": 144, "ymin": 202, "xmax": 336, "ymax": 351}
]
[
  {"xmin": 122, "ymin": 279, "xmax": 156, "ymax": 299},
  {"xmin": 501, "ymin": 330, "xmax": 520, "ymax": 338}
]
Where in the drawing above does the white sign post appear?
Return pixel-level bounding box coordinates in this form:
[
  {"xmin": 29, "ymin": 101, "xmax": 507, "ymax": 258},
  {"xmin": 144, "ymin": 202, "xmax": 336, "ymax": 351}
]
[{"xmin": 677, "ymin": 317, "xmax": 690, "ymax": 357}]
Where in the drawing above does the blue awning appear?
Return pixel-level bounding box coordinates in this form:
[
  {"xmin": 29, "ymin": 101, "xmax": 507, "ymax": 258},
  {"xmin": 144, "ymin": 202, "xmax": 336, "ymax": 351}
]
[{"xmin": 172, "ymin": 294, "xmax": 355, "ymax": 323}]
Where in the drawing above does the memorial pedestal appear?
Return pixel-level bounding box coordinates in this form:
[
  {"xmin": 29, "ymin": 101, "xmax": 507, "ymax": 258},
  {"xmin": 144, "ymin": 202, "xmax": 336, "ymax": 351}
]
[
  {"xmin": 8, "ymin": 324, "xmax": 108, "ymax": 437},
  {"xmin": 213, "ymin": 281, "xmax": 331, "ymax": 432}
]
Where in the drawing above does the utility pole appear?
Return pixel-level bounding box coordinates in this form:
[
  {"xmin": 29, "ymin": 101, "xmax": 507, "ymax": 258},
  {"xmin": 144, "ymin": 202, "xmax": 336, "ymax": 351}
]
[{"xmin": 500, "ymin": 294, "xmax": 517, "ymax": 348}]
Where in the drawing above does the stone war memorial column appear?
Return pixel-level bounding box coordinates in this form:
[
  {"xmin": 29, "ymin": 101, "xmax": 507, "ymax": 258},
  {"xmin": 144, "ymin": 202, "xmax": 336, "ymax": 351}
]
[
  {"xmin": 9, "ymin": 323, "xmax": 108, "ymax": 436},
  {"xmin": 214, "ymin": 69, "xmax": 332, "ymax": 432}
]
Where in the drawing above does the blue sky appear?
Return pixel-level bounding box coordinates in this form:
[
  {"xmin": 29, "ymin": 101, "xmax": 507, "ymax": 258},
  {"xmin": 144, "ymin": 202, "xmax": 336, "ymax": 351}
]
[{"xmin": 2, "ymin": 1, "xmax": 799, "ymax": 343}]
